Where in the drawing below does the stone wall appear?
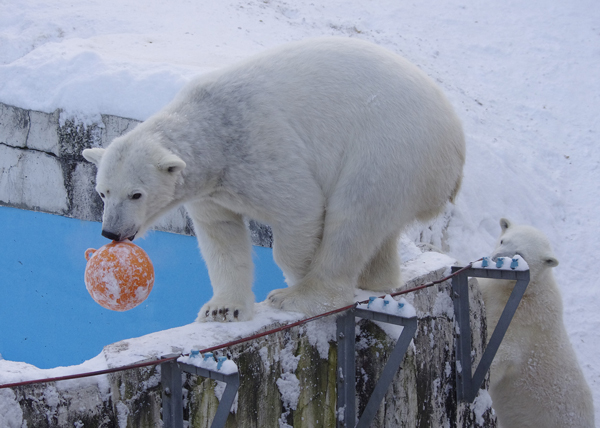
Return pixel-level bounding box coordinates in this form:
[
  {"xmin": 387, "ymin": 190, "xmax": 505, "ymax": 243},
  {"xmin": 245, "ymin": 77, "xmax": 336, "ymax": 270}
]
[{"xmin": 8, "ymin": 271, "xmax": 496, "ymax": 428}]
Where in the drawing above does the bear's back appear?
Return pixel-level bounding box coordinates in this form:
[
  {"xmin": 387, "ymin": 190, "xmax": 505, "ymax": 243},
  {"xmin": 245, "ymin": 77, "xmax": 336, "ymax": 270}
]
[
  {"xmin": 171, "ymin": 37, "xmax": 465, "ymax": 216},
  {"xmin": 181, "ymin": 37, "xmax": 463, "ymax": 157}
]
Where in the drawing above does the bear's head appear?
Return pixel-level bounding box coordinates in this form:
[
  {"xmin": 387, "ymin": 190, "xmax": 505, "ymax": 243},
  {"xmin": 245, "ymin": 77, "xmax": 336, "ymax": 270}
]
[
  {"xmin": 491, "ymin": 218, "xmax": 558, "ymax": 275},
  {"xmin": 82, "ymin": 134, "xmax": 186, "ymax": 242}
]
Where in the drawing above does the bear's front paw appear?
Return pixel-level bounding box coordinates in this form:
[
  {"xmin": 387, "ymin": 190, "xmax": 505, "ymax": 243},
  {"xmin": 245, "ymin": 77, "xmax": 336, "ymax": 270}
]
[{"xmin": 197, "ymin": 297, "xmax": 254, "ymax": 322}]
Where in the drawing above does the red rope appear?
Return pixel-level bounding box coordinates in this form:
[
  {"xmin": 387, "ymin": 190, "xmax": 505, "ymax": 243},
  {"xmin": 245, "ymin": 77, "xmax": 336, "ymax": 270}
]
[
  {"xmin": 0, "ymin": 356, "xmax": 179, "ymax": 390},
  {"xmin": 0, "ymin": 260, "xmax": 475, "ymax": 390}
]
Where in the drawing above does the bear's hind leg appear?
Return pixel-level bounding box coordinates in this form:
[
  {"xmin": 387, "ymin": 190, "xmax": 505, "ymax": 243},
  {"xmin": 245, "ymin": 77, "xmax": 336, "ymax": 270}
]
[
  {"xmin": 268, "ymin": 193, "xmax": 400, "ymax": 316},
  {"xmin": 186, "ymin": 200, "xmax": 255, "ymax": 322},
  {"xmin": 271, "ymin": 212, "xmax": 324, "ymax": 288},
  {"xmin": 358, "ymin": 232, "xmax": 401, "ymax": 292}
]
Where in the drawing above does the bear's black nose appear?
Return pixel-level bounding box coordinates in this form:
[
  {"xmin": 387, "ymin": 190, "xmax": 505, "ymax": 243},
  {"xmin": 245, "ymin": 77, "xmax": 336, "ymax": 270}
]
[{"xmin": 101, "ymin": 230, "xmax": 121, "ymax": 241}]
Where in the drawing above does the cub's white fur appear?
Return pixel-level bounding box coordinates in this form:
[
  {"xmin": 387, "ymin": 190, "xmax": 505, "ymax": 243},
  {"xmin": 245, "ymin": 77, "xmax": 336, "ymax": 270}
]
[
  {"xmin": 82, "ymin": 37, "xmax": 465, "ymax": 322},
  {"xmin": 479, "ymin": 219, "xmax": 594, "ymax": 428}
]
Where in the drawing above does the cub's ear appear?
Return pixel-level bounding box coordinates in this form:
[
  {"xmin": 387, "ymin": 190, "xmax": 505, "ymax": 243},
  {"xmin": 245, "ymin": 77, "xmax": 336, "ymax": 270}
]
[
  {"xmin": 82, "ymin": 148, "xmax": 106, "ymax": 166},
  {"xmin": 544, "ymin": 256, "xmax": 559, "ymax": 268},
  {"xmin": 157, "ymin": 153, "xmax": 186, "ymax": 173},
  {"xmin": 499, "ymin": 218, "xmax": 512, "ymax": 233}
]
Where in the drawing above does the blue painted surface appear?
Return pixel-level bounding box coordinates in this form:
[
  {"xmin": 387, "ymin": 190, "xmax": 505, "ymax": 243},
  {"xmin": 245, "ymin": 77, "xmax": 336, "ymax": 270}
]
[{"xmin": 0, "ymin": 206, "xmax": 285, "ymax": 369}]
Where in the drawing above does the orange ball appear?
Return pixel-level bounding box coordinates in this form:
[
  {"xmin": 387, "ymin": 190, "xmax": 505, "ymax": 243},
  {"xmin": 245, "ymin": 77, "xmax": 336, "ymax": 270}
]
[{"xmin": 84, "ymin": 241, "xmax": 155, "ymax": 311}]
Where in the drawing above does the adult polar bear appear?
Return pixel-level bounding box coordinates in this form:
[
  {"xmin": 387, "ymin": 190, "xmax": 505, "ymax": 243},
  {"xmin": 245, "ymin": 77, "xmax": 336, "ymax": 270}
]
[
  {"xmin": 479, "ymin": 219, "xmax": 594, "ymax": 427},
  {"xmin": 82, "ymin": 37, "xmax": 465, "ymax": 322}
]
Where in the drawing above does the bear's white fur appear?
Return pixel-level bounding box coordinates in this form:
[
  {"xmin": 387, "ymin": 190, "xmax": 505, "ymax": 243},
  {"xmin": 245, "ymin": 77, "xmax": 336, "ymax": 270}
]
[
  {"xmin": 82, "ymin": 37, "xmax": 465, "ymax": 322},
  {"xmin": 478, "ymin": 219, "xmax": 594, "ymax": 428}
]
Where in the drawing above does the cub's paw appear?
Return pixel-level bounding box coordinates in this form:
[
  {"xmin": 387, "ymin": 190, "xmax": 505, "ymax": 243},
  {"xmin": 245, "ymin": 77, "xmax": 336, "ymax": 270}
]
[{"xmin": 196, "ymin": 297, "xmax": 254, "ymax": 322}]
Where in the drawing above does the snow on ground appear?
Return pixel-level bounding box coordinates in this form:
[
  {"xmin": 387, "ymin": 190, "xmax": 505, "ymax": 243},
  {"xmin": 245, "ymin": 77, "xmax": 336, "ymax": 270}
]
[{"xmin": 1, "ymin": 0, "xmax": 599, "ymax": 420}]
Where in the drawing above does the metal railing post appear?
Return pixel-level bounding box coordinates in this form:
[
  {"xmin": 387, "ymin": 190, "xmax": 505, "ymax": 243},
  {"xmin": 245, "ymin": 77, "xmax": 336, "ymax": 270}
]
[
  {"xmin": 469, "ymin": 269, "xmax": 530, "ymax": 398},
  {"xmin": 451, "ymin": 266, "xmax": 530, "ymax": 402},
  {"xmin": 336, "ymin": 305, "xmax": 418, "ymax": 428},
  {"xmin": 451, "ymin": 268, "xmax": 473, "ymax": 402},
  {"xmin": 178, "ymin": 362, "xmax": 240, "ymax": 428},
  {"xmin": 161, "ymin": 354, "xmax": 240, "ymax": 428},
  {"xmin": 337, "ymin": 310, "xmax": 357, "ymax": 428},
  {"xmin": 354, "ymin": 309, "xmax": 417, "ymax": 428},
  {"xmin": 161, "ymin": 358, "xmax": 184, "ymax": 428}
]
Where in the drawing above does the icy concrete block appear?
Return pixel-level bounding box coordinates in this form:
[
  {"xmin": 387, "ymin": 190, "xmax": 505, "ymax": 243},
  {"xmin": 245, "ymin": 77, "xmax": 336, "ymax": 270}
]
[
  {"xmin": 15, "ymin": 383, "xmax": 115, "ymax": 427},
  {"xmin": 0, "ymin": 145, "xmax": 68, "ymax": 213},
  {"xmin": 57, "ymin": 118, "xmax": 103, "ymax": 158},
  {"xmin": 28, "ymin": 109, "xmax": 60, "ymax": 155},
  {"xmin": 153, "ymin": 206, "xmax": 193, "ymax": 235},
  {"xmin": 248, "ymin": 219, "xmax": 273, "ymax": 248},
  {"xmin": 69, "ymin": 162, "xmax": 103, "ymax": 222},
  {"xmin": 0, "ymin": 103, "xmax": 29, "ymax": 149},
  {"xmin": 101, "ymin": 115, "xmax": 140, "ymax": 147}
]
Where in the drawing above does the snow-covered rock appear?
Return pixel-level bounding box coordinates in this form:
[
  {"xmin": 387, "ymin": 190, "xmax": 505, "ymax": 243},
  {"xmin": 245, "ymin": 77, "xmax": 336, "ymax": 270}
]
[{"xmin": 1, "ymin": 261, "xmax": 496, "ymax": 427}]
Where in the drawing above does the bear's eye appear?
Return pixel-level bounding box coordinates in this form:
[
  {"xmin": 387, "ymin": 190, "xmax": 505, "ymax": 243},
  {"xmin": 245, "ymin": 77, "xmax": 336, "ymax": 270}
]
[
  {"xmin": 500, "ymin": 240, "xmax": 504, "ymax": 244},
  {"xmin": 131, "ymin": 193, "xmax": 142, "ymax": 200},
  {"xmin": 100, "ymin": 193, "xmax": 105, "ymax": 198}
]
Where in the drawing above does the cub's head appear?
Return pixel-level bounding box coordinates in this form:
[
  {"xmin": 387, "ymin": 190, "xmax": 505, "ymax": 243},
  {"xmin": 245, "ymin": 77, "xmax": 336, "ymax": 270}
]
[
  {"xmin": 491, "ymin": 218, "xmax": 558, "ymax": 274},
  {"xmin": 82, "ymin": 135, "xmax": 186, "ymax": 242}
]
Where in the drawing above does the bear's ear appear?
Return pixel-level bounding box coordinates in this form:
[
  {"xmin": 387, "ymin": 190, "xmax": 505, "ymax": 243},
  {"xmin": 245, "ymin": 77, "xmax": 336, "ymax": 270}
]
[
  {"xmin": 499, "ymin": 218, "xmax": 512, "ymax": 233},
  {"xmin": 544, "ymin": 256, "xmax": 559, "ymax": 268},
  {"xmin": 157, "ymin": 153, "xmax": 186, "ymax": 173},
  {"xmin": 82, "ymin": 148, "xmax": 106, "ymax": 166}
]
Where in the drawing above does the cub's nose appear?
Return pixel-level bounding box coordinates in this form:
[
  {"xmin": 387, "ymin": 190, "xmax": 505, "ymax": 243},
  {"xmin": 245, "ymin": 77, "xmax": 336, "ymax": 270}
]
[{"xmin": 101, "ymin": 230, "xmax": 121, "ymax": 241}]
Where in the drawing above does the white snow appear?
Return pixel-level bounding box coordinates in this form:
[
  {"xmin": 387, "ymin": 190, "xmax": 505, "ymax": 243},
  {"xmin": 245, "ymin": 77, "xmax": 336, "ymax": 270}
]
[
  {"xmin": 473, "ymin": 389, "xmax": 494, "ymax": 425},
  {"xmin": 276, "ymin": 372, "xmax": 300, "ymax": 411},
  {"xmin": 0, "ymin": 389, "xmax": 23, "ymax": 428},
  {"xmin": 431, "ymin": 292, "xmax": 456, "ymax": 320},
  {"xmin": 400, "ymin": 250, "xmax": 455, "ymax": 281},
  {"xmin": 116, "ymin": 401, "xmax": 130, "ymax": 428},
  {"xmin": 303, "ymin": 318, "xmax": 337, "ymax": 360},
  {"xmin": 258, "ymin": 346, "xmax": 271, "ymax": 371},
  {"xmin": 1, "ymin": 0, "xmax": 599, "ymax": 421},
  {"xmin": 276, "ymin": 335, "xmax": 301, "ymax": 424}
]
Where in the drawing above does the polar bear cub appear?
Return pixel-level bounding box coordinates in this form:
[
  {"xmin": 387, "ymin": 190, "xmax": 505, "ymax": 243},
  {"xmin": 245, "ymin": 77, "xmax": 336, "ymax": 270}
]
[
  {"xmin": 478, "ymin": 219, "xmax": 594, "ymax": 428},
  {"xmin": 82, "ymin": 37, "xmax": 465, "ymax": 322}
]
